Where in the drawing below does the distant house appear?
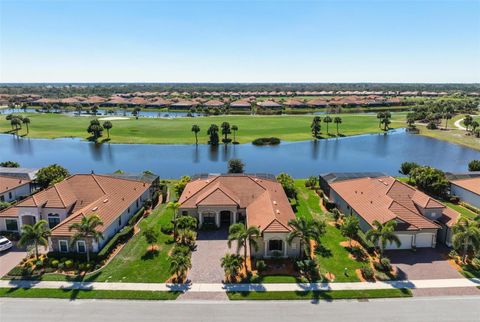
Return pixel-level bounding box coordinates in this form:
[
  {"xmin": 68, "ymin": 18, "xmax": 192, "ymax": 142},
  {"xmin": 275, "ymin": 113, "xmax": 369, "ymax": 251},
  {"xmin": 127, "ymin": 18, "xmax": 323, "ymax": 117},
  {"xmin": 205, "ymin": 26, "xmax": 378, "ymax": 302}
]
[
  {"xmin": 0, "ymin": 167, "xmax": 39, "ymax": 181},
  {"xmin": 0, "ymin": 174, "xmax": 152, "ymax": 253},
  {"xmin": 229, "ymin": 100, "xmax": 252, "ymax": 110},
  {"xmin": 170, "ymin": 100, "xmax": 197, "ymax": 110},
  {"xmin": 178, "ymin": 174, "xmax": 300, "ymax": 258},
  {"xmin": 204, "ymin": 100, "xmax": 225, "ymax": 108},
  {"xmin": 284, "ymin": 99, "xmax": 307, "ymax": 109},
  {"xmin": 307, "ymin": 98, "xmax": 329, "ymax": 108},
  {"xmin": 0, "ymin": 176, "xmax": 31, "ymax": 203},
  {"xmin": 450, "ymin": 177, "xmax": 480, "ymax": 209},
  {"xmin": 324, "ymin": 175, "xmax": 460, "ymax": 248},
  {"xmin": 257, "ymin": 101, "xmax": 282, "ymax": 110}
]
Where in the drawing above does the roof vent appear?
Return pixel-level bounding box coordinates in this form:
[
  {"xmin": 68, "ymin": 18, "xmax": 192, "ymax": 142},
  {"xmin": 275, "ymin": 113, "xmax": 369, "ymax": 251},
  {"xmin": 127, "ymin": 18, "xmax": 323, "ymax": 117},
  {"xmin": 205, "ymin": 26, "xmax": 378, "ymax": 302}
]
[
  {"xmin": 276, "ymin": 209, "xmax": 280, "ymax": 214},
  {"xmin": 370, "ymin": 201, "xmax": 373, "ymax": 204},
  {"xmin": 103, "ymin": 199, "xmax": 109, "ymax": 203},
  {"xmin": 273, "ymin": 201, "xmax": 277, "ymax": 205},
  {"xmin": 92, "ymin": 206, "xmax": 98, "ymax": 211},
  {"xmin": 122, "ymin": 197, "xmax": 125, "ymax": 201}
]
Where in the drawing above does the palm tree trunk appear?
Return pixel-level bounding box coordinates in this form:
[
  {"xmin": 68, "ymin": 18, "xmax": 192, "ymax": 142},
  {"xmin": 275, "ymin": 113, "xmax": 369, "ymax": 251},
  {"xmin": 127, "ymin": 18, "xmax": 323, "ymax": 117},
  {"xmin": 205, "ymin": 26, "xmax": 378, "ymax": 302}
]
[
  {"xmin": 35, "ymin": 241, "xmax": 39, "ymax": 260},
  {"xmin": 336, "ymin": 123, "xmax": 339, "ymax": 135},
  {"xmin": 86, "ymin": 243, "xmax": 90, "ymax": 263},
  {"xmin": 26, "ymin": 124, "xmax": 29, "ymax": 134},
  {"xmin": 463, "ymin": 241, "xmax": 469, "ymax": 263},
  {"xmin": 244, "ymin": 239, "xmax": 248, "ymax": 274},
  {"xmin": 107, "ymin": 129, "xmax": 110, "ymax": 138},
  {"xmin": 233, "ymin": 131, "xmax": 236, "ymax": 142},
  {"xmin": 195, "ymin": 133, "xmax": 198, "ymax": 145}
]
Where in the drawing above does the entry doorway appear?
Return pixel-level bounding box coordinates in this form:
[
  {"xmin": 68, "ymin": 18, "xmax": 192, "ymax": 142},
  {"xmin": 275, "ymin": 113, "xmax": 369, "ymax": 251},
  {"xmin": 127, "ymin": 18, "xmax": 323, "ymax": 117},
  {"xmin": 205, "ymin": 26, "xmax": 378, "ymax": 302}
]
[{"xmin": 220, "ymin": 210, "xmax": 231, "ymax": 225}]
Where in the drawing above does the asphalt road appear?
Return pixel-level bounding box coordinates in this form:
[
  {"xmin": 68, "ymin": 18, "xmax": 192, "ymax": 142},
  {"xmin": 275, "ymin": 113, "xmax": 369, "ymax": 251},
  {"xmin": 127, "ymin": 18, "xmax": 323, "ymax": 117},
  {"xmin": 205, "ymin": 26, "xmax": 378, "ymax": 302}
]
[{"xmin": 1, "ymin": 296, "xmax": 480, "ymax": 322}]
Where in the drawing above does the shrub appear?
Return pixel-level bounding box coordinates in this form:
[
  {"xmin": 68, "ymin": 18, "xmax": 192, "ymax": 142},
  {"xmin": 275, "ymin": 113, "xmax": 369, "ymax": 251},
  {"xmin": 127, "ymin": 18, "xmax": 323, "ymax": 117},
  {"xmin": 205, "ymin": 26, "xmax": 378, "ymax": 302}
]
[
  {"xmin": 50, "ymin": 259, "xmax": 59, "ymax": 268},
  {"xmin": 78, "ymin": 263, "xmax": 92, "ymax": 272},
  {"xmin": 161, "ymin": 223, "xmax": 174, "ymax": 234},
  {"xmin": 64, "ymin": 260, "xmax": 74, "ymax": 269},
  {"xmin": 35, "ymin": 260, "xmax": 44, "ymax": 268},
  {"xmin": 171, "ymin": 244, "xmax": 191, "ymax": 257},
  {"xmin": 127, "ymin": 207, "xmax": 145, "ymax": 226},
  {"xmin": 361, "ymin": 266, "xmax": 375, "ymax": 280},
  {"xmin": 380, "ymin": 258, "xmax": 392, "ymax": 271},
  {"xmin": 271, "ymin": 250, "xmax": 283, "ymax": 259},
  {"xmin": 357, "ymin": 230, "xmax": 375, "ymax": 254},
  {"xmin": 256, "ymin": 260, "xmax": 267, "ymax": 273},
  {"xmin": 460, "ymin": 202, "xmax": 480, "ymax": 215},
  {"xmin": 252, "ymin": 137, "xmax": 281, "ymax": 146},
  {"xmin": 449, "ymin": 250, "xmax": 459, "ymax": 259},
  {"xmin": 471, "ymin": 258, "xmax": 480, "ymax": 269},
  {"xmin": 468, "ymin": 160, "xmax": 480, "ymax": 172},
  {"xmin": 449, "ymin": 196, "xmax": 460, "ymax": 204},
  {"xmin": 97, "ymin": 225, "xmax": 134, "ymax": 259}
]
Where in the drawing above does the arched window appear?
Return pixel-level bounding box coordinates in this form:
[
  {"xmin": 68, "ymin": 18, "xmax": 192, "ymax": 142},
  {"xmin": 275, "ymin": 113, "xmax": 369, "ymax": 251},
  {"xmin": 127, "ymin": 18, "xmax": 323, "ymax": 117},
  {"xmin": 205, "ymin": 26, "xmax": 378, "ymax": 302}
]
[
  {"xmin": 48, "ymin": 213, "xmax": 60, "ymax": 228},
  {"xmin": 268, "ymin": 239, "xmax": 283, "ymax": 252}
]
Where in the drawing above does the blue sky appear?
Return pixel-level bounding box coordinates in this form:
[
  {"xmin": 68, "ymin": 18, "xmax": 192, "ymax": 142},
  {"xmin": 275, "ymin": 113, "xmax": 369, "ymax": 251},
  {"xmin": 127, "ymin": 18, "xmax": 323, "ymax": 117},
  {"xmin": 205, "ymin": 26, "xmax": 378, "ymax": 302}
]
[{"xmin": 1, "ymin": 0, "xmax": 479, "ymax": 83}]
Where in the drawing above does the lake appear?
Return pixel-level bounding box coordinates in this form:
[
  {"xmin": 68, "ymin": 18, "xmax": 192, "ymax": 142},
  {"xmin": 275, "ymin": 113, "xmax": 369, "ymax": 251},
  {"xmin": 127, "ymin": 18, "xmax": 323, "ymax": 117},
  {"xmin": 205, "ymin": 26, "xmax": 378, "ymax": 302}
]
[{"xmin": 0, "ymin": 130, "xmax": 478, "ymax": 178}]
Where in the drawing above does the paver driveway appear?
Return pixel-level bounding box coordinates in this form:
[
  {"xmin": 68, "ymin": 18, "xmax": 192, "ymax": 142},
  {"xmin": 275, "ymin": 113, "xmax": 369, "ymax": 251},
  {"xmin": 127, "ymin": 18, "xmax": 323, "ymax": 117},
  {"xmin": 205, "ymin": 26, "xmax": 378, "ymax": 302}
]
[
  {"xmin": 0, "ymin": 245, "xmax": 27, "ymax": 278},
  {"xmin": 187, "ymin": 226, "xmax": 237, "ymax": 283}
]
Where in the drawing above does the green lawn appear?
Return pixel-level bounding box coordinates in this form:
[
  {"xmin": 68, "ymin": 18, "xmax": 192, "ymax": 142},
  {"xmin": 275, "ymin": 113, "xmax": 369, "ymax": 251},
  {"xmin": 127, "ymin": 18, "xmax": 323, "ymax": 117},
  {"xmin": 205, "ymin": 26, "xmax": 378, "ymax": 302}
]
[
  {"xmin": 227, "ymin": 288, "xmax": 412, "ymax": 300},
  {"xmin": 294, "ymin": 180, "xmax": 365, "ymax": 282},
  {"xmin": 37, "ymin": 204, "xmax": 175, "ymax": 283},
  {"xmin": 444, "ymin": 202, "xmax": 478, "ymax": 220},
  {"xmin": 0, "ymin": 288, "xmax": 180, "ymax": 300},
  {"xmin": 0, "ymin": 112, "xmax": 405, "ymax": 144}
]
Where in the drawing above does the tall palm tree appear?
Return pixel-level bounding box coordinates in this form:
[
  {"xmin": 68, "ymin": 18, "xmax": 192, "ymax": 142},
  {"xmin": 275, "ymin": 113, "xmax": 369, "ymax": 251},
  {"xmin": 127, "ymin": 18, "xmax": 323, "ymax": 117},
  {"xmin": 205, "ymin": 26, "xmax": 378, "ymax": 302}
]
[
  {"xmin": 366, "ymin": 220, "xmax": 400, "ymax": 259},
  {"xmin": 376, "ymin": 112, "xmax": 385, "ymax": 129},
  {"xmin": 69, "ymin": 214, "xmax": 104, "ymax": 262},
  {"xmin": 191, "ymin": 124, "xmax": 200, "ymax": 145},
  {"xmin": 311, "ymin": 116, "xmax": 321, "ymax": 139},
  {"xmin": 169, "ymin": 253, "xmax": 192, "ymax": 282},
  {"xmin": 221, "ymin": 253, "xmax": 243, "ymax": 282},
  {"xmin": 452, "ymin": 218, "xmax": 480, "ymax": 263},
  {"xmin": 167, "ymin": 201, "xmax": 181, "ymax": 239},
  {"xmin": 22, "ymin": 117, "xmax": 31, "ymax": 134},
  {"xmin": 227, "ymin": 223, "xmax": 260, "ymax": 274},
  {"xmin": 103, "ymin": 121, "xmax": 113, "ymax": 139},
  {"xmin": 231, "ymin": 125, "xmax": 238, "ymax": 143},
  {"xmin": 323, "ymin": 116, "xmax": 332, "ymax": 134},
  {"xmin": 287, "ymin": 217, "xmax": 326, "ymax": 259},
  {"xmin": 19, "ymin": 220, "xmax": 51, "ymax": 260},
  {"xmin": 444, "ymin": 112, "xmax": 452, "ymax": 130},
  {"xmin": 334, "ymin": 116, "xmax": 342, "ymax": 135}
]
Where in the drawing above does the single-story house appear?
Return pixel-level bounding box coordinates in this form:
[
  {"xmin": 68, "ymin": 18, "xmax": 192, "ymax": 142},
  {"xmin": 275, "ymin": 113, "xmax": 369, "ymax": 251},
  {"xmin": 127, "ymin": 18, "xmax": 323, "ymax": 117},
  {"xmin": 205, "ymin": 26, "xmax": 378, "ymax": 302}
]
[
  {"xmin": 229, "ymin": 100, "xmax": 252, "ymax": 110},
  {"xmin": 0, "ymin": 167, "xmax": 39, "ymax": 181},
  {"xmin": 178, "ymin": 174, "xmax": 300, "ymax": 258},
  {"xmin": 0, "ymin": 174, "xmax": 152, "ymax": 253},
  {"xmin": 284, "ymin": 99, "xmax": 307, "ymax": 108},
  {"xmin": 204, "ymin": 100, "xmax": 225, "ymax": 108},
  {"xmin": 257, "ymin": 101, "xmax": 283, "ymax": 110},
  {"xmin": 450, "ymin": 177, "xmax": 480, "ymax": 209},
  {"xmin": 170, "ymin": 100, "xmax": 197, "ymax": 110},
  {"xmin": 326, "ymin": 175, "xmax": 460, "ymax": 249},
  {"xmin": 0, "ymin": 176, "xmax": 32, "ymax": 203}
]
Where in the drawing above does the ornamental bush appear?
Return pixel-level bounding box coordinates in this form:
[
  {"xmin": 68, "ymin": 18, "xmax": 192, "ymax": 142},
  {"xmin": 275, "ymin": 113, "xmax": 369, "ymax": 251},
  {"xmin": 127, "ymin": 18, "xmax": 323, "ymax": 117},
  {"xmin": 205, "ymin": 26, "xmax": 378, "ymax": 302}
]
[{"xmin": 361, "ymin": 266, "xmax": 375, "ymax": 280}]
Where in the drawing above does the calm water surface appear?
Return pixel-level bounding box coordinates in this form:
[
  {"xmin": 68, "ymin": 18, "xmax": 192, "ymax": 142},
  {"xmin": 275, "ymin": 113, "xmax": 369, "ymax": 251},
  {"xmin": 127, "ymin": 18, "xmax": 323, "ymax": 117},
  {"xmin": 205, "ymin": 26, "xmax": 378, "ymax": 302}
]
[{"xmin": 0, "ymin": 130, "xmax": 478, "ymax": 178}]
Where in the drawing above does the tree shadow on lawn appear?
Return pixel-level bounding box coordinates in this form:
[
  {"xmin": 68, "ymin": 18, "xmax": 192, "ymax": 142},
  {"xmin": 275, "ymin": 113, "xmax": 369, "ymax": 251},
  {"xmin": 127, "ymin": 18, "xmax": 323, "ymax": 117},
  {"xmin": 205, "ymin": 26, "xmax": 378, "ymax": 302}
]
[
  {"xmin": 141, "ymin": 249, "xmax": 160, "ymax": 260},
  {"xmin": 315, "ymin": 244, "xmax": 332, "ymax": 258}
]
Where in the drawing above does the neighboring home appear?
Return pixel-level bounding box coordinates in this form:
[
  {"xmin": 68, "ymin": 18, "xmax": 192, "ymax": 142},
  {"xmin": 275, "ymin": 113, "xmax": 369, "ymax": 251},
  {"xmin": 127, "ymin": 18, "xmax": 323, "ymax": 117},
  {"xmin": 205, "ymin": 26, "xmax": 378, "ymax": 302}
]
[
  {"xmin": 319, "ymin": 172, "xmax": 387, "ymax": 196},
  {"xmin": 178, "ymin": 174, "xmax": 300, "ymax": 258},
  {"xmin": 0, "ymin": 176, "xmax": 31, "ymax": 203},
  {"xmin": 0, "ymin": 174, "xmax": 152, "ymax": 254},
  {"xmin": 204, "ymin": 100, "xmax": 225, "ymax": 108},
  {"xmin": 0, "ymin": 167, "xmax": 39, "ymax": 181},
  {"xmin": 170, "ymin": 100, "xmax": 197, "ymax": 110},
  {"xmin": 307, "ymin": 98, "xmax": 329, "ymax": 108},
  {"xmin": 229, "ymin": 100, "xmax": 252, "ymax": 110},
  {"xmin": 108, "ymin": 172, "xmax": 160, "ymax": 196},
  {"xmin": 450, "ymin": 177, "xmax": 480, "ymax": 209},
  {"xmin": 324, "ymin": 175, "xmax": 460, "ymax": 249},
  {"xmin": 284, "ymin": 99, "xmax": 307, "ymax": 109},
  {"xmin": 257, "ymin": 101, "xmax": 283, "ymax": 110}
]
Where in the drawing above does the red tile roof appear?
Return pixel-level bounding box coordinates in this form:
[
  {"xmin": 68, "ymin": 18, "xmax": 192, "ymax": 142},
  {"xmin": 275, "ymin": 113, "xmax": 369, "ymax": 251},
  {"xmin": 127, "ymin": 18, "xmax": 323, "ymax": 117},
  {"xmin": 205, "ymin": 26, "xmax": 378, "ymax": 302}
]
[
  {"xmin": 330, "ymin": 176, "xmax": 459, "ymax": 230},
  {"xmin": 0, "ymin": 176, "xmax": 30, "ymax": 195},
  {"xmin": 179, "ymin": 175, "xmax": 295, "ymax": 233},
  {"xmin": 451, "ymin": 177, "xmax": 480, "ymax": 196}
]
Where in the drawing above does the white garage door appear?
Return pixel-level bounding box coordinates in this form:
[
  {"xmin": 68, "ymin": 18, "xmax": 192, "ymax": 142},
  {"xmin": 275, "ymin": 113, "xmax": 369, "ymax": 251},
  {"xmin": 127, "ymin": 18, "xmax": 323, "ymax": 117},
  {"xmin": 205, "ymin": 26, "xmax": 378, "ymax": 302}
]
[
  {"xmin": 385, "ymin": 234, "xmax": 412, "ymax": 250},
  {"xmin": 415, "ymin": 233, "xmax": 434, "ymax": 248}
]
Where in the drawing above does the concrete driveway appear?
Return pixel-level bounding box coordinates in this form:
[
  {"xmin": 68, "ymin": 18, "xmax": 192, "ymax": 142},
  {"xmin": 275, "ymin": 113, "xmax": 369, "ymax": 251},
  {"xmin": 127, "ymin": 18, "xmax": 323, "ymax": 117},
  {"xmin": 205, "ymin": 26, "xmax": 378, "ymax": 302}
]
[
  {"xmin": 0, "ymin": 245, "xmax": 27, "ymax": 278},
  {"xmin": 386, "ymin": 247, "xmax": 480, "ymax": 296}
]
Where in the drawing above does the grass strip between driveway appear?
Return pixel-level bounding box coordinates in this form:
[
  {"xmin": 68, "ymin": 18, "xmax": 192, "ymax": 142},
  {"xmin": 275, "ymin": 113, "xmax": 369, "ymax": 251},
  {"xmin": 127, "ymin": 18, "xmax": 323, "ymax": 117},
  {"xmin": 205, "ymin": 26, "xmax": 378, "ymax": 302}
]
[
  {"xmin": 0, "ymin": 287, "xmax": 180, "ymax": 300},
  {"xmin": 227, "ymin": 288, "xmax": 412, "ymax": 300}
]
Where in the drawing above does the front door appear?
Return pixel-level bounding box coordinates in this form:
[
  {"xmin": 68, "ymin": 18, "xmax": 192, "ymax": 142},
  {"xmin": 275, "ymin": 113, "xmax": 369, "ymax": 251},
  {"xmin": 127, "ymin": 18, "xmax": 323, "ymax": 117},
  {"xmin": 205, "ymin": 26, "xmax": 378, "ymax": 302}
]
[{"xmin": 220, "ymin": 211, "xmax": 231, "ymax": 225}]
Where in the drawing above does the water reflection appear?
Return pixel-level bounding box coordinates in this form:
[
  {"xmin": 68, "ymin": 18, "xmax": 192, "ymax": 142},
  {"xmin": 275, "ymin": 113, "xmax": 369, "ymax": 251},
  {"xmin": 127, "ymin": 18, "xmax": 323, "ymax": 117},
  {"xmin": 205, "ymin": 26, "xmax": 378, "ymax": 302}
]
[{"xmin": 0, "ymin": 131, "xmax": 479, "ymax": 178}]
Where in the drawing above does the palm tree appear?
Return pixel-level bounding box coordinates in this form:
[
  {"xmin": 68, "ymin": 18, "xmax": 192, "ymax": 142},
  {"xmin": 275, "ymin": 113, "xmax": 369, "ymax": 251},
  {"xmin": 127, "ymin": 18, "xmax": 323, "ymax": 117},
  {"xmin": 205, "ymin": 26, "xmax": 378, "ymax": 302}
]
[
  {"xmin": 366, "ymin": 220, "xmax": 400, "ymax": 259},
  {"xmin": 287, "ymin": 217, "xmax": 326, "ymax": 259},
  {"xmin": 231, "ymin": 125, "xmax": 238, "ymax": 143},
  {"xmin": 143, "ymin": 227, "xmax": 158, "ymax": 252},
  {"xmin": 334, "ymin": 117, "xmax": 342, "ymax": 135},
  {"xmin": 169, "ymin": 253, "xmax": 192, "ymax": 282},
  {"xmin": 103, "ymin": 121, "xmax": 113, "ymax": 139},
  {"xmin": 376, "ymin": 112, "xmax": 385, "ymax": 129},
  {"xmin": 22, "ymin": 117, "xmax": 31, "ymax": 134},
  {"xmin": 221, "ymin": 121, "xmax": 231, "ymax": 143},
  {"xmin": 444, "ymin": 112, "xmax": 452, "ymax": 129},
  {"xmin": 18, "ymin": 220, "xmax": 51, "ymax": 260},
  {"xmin": 221, "ymin": 253, "xmax": 243, "ymax": 282},
  {"xmin": 471, "ymin": 121, "xmax": 479, "ymax": 134},
  {"xmin": 75, "ymin": 105, "xmax": 82, "ymax": 116},
  {"xmin": 191, "ymin": 124, "xmax": 200, "ymax": 145},
  {"xmin": 323, "ymin": 116, "xmax": 332, "ymax": 134},
  {"xmin": 340, "ymin": 215, "xmax": 360, "ymax": 248},
  {"xmin": 227, "ymin": 223, "xmax": 260, "ymax": 274},
  {"xmin": 311, "ymin": 116, "xmax": 321, "ymax": 139},
  {"xmin": 207, "ymin": 124, "xmax": 220, "ymax": 145},
  {"xmin": 167, "ymin": 201, "xmax": 180, "ymax": 239},
  {"xmin": 452, "ymin": 218, "xmax": 480, "ymax": 263},
  {"xmin": 10, "ymin": 117, "xmax": 21, "ymax": 133},
  {"xmin": 68, "ymin": 214, "xmax": 104, "ymax": 262}
]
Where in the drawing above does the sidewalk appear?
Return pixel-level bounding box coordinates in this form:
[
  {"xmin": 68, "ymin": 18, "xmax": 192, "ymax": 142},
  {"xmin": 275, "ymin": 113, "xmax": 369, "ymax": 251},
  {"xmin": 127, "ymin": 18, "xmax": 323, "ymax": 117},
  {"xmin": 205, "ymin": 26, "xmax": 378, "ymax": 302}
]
[{"xmin": 1, "ymin": 278, "xmax": 479, "ymax": 292}]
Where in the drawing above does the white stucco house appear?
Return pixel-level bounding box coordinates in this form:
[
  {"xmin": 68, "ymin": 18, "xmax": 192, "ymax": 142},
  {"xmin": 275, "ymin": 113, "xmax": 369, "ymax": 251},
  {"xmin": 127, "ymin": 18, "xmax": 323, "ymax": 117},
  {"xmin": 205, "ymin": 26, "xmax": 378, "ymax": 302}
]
[
  {"xmin": 178, "ymin": 174, "xmax": 301, "ymax": 258},
  {"xmin": 0, "ymin": 175, "xmax": 32, "ymax": 203},
  {"xmin": 324, "ymin": 175, "xmax": 460, "ymax": 249},
  {"xmin": 450, "ymin": 177, "xmax": 480, "ymax": 210}
]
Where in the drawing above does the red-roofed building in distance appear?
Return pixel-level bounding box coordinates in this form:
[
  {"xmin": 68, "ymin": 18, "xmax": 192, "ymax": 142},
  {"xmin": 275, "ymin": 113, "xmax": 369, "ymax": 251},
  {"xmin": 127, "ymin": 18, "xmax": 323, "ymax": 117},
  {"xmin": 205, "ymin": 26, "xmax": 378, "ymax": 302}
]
[
  {"xmin": 178, "ymin": 174, "xmax": 300, "ymax": 258},
  {"xmin": 323, "ymin": 174, "xmax": 460, "ymax": 249}
]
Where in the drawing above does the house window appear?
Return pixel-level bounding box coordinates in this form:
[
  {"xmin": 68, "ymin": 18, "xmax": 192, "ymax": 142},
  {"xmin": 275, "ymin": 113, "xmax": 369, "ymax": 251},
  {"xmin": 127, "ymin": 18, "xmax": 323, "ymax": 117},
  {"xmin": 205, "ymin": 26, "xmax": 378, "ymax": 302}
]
[
  {"xmin": 128, "ymin": 207, "xmax": 130, "ymax": 214},
  {"xmin": 0, "ymin": 195, "xmax": 4, "ymax": 202},
  {"xmin": 182, "ymin": 211, "xmax": 188, "ymax": 216},
  {"xmin": 59, "ymin": 240, "xmax": 69, "ymax": 253},
  {"xmin": 8, "ymin": 192, "xmax": 12, "ymax": 199},
  {"xmin": 268, "ymin": 239, "xmax": 283, "ymax": 252},
  {"xmin": 77, "ymin": 241, "xmax": 86, "ymax": 253},
  {"xmin": 136, "ymin": 200, "xmax": 139, "ymax": 207},
  {"xmin": 118, "ymin": 216, "xmax": 122, "ymax": 227},
  {"xmin": 203, "ymin": 213, "xmax": 215, "ymax": 224},
  {"xmin": 5, "ymin": 219, "xmax": 18, "ymax": 231},
  {"xmin": 47, "ymin": 214, "xmax": 60, "ymax": 228}
]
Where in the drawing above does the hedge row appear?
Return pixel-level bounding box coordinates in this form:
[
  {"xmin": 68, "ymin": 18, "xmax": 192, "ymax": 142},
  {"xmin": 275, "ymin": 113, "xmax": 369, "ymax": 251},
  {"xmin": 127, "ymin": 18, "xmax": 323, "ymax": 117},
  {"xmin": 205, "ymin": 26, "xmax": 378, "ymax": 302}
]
[
  {"xmin": 460, "ymin": 202, "xmax": 480, "ymax": 215},
  {"xmin": 97, "ymin": 225, "xmax": 135, "ymax": 259},
  {"xmin": 356, "ymin": 230, "xmax": 375, "ymax": 254}
]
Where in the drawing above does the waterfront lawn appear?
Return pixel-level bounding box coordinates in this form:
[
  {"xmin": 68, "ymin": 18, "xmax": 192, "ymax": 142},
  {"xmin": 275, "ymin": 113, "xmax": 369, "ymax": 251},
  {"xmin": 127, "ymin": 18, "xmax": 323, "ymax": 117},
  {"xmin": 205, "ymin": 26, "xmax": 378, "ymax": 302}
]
[
  {"xmin": 294, "ymin": 180, "xmax": 365, "ymax": 282},
  {"xmin": 227, "ymin": 288, "xmax": 412, "ymax": 300},
  {"xmin": 0, "ymin": 288, "xmax": 180, "ymax": 300},
  {"xmin": 38, "ymin": 204, "xmax": 175, "ymax": 283},
  {"xmin": 0, "ymin": 112, "xmax": 404, "ymax": 144}
]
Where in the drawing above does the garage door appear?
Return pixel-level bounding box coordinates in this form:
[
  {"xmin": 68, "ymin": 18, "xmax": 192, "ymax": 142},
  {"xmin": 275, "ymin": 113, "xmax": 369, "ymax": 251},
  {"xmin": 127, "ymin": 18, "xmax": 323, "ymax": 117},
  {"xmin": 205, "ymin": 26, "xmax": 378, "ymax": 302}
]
[
  {"xmin": 385, "ymin": 234, "xmax": 412, "ymax": 250},
  {"xmin": 415, "ymin": 233, "xmax": 434, "ymax": 248}
]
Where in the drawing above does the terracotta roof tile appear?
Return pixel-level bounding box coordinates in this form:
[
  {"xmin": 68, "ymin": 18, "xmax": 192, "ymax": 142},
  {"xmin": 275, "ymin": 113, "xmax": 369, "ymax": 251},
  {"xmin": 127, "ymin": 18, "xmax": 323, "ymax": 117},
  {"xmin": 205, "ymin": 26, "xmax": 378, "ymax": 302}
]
[
  {"xmin": 451, "ymin": 177, "xmax": 480, "ymax": 196},
  {"xmin": 0, "ymin": 176, "xmax": 30, "ymax": 195}
]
